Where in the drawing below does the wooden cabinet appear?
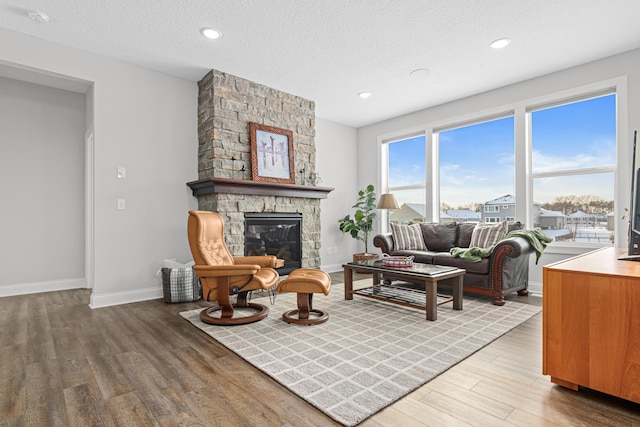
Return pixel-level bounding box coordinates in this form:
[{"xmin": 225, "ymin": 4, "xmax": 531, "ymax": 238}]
[{"xmin": 543, "ymin": 247, "xmax": 640, "ymax": 403}]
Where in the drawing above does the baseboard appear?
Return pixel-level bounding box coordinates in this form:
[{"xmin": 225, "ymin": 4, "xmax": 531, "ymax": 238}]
[
  {"xmin": 528, "ymin": 280, "xmax": 542, "ymax": 296},
  {"xmin": 320, "ymin": 263, "xmax": 344, "ymax": 273},
  {"xmin": 89, "ymin": 286, "xmax": 163, "ymax": 309},
  {"xmin": 0, "ymin": 278, "xmax": 86, "ymax": 297}
]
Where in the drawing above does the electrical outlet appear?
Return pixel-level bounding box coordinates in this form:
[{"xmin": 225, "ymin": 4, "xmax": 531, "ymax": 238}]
[{"xmin": 326, "ymin": 247, "xmax": 334, "ymax": 255}]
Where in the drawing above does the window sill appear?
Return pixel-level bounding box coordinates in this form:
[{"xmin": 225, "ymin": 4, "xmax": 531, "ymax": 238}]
[{"xmin": 543, "ymin": 242, "xmax": 615, "ymax": 255}]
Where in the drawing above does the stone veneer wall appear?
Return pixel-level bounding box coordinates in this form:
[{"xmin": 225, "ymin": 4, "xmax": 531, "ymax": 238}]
[{"xmin": 197, "ymin": 69, "xmax": 321, "ymax": 268}]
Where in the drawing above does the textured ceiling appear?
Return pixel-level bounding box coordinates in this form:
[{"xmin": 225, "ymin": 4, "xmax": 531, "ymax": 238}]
[{"xmin": 1, "ymin": 0, "xmax": 640, "ymax": 128}]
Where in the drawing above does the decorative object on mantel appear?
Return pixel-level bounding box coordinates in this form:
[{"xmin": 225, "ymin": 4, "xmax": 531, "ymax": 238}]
[
  {"xmin": 308, "ymin": 172, "xmax": 322, "ymax": 186},
  {"xmin": 231, "ymin": 156, "xmax": 249, "ymax": 180},
  {"xmin": 339, "ymin": 184, "xmax": 379, "ymax": 268},
  {"xmin": 250, "ymin": 123, "xmax": 295, "ymax": 184}
]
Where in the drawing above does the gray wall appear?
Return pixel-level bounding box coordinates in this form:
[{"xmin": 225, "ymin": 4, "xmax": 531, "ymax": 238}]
[
  {"xmin": 316, "ymin": 118, "xmax": 359, "ymax": 272},
  {"xmin": 0, "ymin": 77, "xmax": 85, "ymax": 289},
  {"xmin": 0, "ymin": 27, "xmax": 358, "ymax": 304},
  {"xmin": 0, "ymin": 28, "xmax": 199, "ymax": 306}
]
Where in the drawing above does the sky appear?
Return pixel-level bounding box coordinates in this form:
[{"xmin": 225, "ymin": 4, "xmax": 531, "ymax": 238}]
[{"xmin": 388, "ymin": 94, "xmax": 616, "ymax": 209}]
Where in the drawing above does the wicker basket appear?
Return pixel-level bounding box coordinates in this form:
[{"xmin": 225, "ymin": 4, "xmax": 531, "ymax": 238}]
[{"xmin": 381, "ymin": 255, "xmax": 414, "ymax": 268}]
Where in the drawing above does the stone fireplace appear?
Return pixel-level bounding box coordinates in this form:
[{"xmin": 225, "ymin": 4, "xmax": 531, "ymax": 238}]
[{"xmin": 188, "ymin": 69, "xmax": 332, "ymax": 269}]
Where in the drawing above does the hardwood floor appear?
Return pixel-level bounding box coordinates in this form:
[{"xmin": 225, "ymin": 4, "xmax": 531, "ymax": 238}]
[{"xmin": 1, "ymin": 274, "xmax": 639, "ymax": 426}]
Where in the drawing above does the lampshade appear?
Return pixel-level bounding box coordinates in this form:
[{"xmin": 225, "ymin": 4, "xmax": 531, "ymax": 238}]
[{"xmin": 377, "ymin": 193, "xmax": 399, "ymax": 210}]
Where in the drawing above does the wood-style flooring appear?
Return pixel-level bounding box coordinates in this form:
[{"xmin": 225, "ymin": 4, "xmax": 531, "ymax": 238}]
[{"xmin": 1, "ymin": 272, "xmax": 639, "ymax": 426}]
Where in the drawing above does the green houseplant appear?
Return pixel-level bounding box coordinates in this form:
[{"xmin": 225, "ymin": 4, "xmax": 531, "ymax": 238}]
[{"xmin": 338, "ymin": 184, "xmax": 378, "ymax": 260}]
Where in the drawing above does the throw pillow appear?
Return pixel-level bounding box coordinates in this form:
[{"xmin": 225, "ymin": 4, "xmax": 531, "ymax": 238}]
[
  {"xmin": 390, "ymin": 223, "xmax": 426, "ymax": 251},
  {"xmin": 457, "ymin": 222, "xmax": 476, "ymax": 248},
  {"xmin": 507, "ymin": 221, "xmax": 523, "ymax": 233},
  {"xmin": 420, "ymin": 222, "xmax": 458, "ymax": 252},
  {"xmin": 469, "ymin": 221, "xmax": 508, "ymax": 248}
]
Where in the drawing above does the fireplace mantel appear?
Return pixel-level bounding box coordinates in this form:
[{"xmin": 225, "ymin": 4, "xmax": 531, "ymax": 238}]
[{"xmin": 187, "ymin": 178, "xmax": 334, "ymax": 199}]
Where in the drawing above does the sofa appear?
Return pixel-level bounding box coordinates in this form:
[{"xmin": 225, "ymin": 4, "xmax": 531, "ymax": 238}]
[{"xmin": 372, "ymin": 221, "xmax": 535, "ymax": 305}]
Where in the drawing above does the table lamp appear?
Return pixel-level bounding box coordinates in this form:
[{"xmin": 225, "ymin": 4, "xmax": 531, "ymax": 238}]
[{"xmin": 377, "ymin": 193, "xmax": 399, "ymax": 210}]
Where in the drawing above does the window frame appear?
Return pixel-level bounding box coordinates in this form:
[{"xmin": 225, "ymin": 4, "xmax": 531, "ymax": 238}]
[{"xmin": 378, "ymin": 77, "xmax": 628, "ymax": 250}]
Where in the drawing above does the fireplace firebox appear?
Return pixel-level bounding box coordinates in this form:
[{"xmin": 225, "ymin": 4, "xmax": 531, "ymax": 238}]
[{"xmin": 244, "ymin": 213, "xmax": 302, "ymax": 275}]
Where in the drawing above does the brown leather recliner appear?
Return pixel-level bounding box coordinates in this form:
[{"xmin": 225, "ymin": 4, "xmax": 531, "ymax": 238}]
[{"xmin": 187, "ymin": 210, "xmax": 284, "ymax": 325}]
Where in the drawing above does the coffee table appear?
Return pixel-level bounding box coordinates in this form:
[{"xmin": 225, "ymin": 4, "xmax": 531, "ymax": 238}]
[{"xmin": 343, "ymin": 260, "xmax": 465, "ymax": 321}]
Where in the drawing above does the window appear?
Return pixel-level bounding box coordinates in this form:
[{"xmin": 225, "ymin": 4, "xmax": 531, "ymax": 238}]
[
  {"xmin": 530, "ymin": 93, "xmax": 616, "ymax": 246},
  {"xmin": 380, "ymin": 82, "xmax": 619, "ymax": 248},
  {"xmin": 439, "ymin": 116, "xmax": 514, "ymax": 217},
  {"xmin": 386, "ymin": 135, "xmax": 427, "ymax": 224}
]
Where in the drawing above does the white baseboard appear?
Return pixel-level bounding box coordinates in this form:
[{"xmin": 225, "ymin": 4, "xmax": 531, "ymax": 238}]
[
  {"xmin": 0, "ymin": 278, "xmax": 86, "ymax": 297},
  {"xmin": 528, "ymin": 281, "xmax": 542, "ymax": 296},
  {"xmin": 320, "ymin": 263, "xmax": 344, "ymax": 273},
  {"xmin": 89, "ymin": 286, "xmax": 163, "ymax": 309}
]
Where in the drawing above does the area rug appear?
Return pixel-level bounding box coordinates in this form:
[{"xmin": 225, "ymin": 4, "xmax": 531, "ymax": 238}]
[{"xmin": 180, "ymin": 281, "xmax": 541, "ymax": 426}]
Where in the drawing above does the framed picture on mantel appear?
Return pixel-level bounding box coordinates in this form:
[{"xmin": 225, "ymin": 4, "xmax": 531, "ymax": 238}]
[{"xmin": 250, "ymin": 123, "xmax": 295, "ymax": 184}]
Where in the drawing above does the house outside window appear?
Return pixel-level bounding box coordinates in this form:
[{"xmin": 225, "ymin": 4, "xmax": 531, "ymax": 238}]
[{"xmin": 482, "ymin": 195, "xmax": 515, "ymax": 223}]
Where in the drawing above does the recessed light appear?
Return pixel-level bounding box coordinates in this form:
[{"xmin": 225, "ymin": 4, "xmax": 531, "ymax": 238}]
[
  {"xmin": 28, "ymin": 10, "xmax": 50, "ymax": 23},
  {"xmin": 358, "ymin": 92, "xmax": 372, "ymax": 99},
  {"xmin": 410, "ymin": 68, "xmax": 431, "ymax": 78},
  {"xmin": 201, "ymin": 28, "xmax": 222, "ymax": 39},
  {"xmin": 490, "ymin": 38, "xmax": 511, "ymax": 49}
]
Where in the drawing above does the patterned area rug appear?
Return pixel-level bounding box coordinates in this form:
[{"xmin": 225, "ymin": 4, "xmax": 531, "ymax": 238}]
[{"xmin": 180, "ymin": 281, "xmax": 541, "ymax": 426}]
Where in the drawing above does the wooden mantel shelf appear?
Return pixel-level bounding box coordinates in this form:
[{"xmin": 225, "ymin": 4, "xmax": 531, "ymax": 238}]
[{"xmin": 186, "ymin": 178, "xmax": 334, "ymax": 199}]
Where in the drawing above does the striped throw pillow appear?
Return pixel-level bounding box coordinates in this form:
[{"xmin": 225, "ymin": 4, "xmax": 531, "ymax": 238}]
[
  {"xmin": 469, "ymin": 221, "xmax": 508, "ymax": 249},
  {"xmin": 390, "ymin": 223, "xmax": 426, "ymax": 251}
]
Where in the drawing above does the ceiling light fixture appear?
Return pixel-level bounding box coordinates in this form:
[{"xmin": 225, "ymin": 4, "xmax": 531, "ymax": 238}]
[
  {"xmin": 201, "ymin": 28, "xmax": 222, "ymax": 39},
  {"xmin": 28, "ymin": 10, "xmax": 50, "ymax": 23},
  {"xmin": 410, "ymin": 68, "xmax": 431, "ymax": 77},
  {"xmin": 358, "ymin": 92, "xmax": 372, "ymax": 99},
  {"xmin": 490, "ymin": 38, "xmax": 511, "ymax": 49}
]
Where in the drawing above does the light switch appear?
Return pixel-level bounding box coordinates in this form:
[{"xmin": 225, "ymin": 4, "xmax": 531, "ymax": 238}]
[
  {"xmin": 117, "ymin": 166, "xmax": 126, "ymax": 179},
  {"xmin": 117, "ymin": 199, "xmax": 126, "ymax": 210}
]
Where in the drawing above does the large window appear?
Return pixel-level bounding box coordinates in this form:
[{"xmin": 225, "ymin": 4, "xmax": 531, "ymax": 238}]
[
  {"xmin": 439, "ymin": 116, "xmax": 514, "ymax": 216},
  {"xmin": 386, "ymin": 135, "xmax": 426, "ymax": 223},
  {"xmin": 381, "ymin": 85, "xmax": 619, "ymax": 247},
  {"xmin": 530, "ymin": 93, "xmax": 616, "ymax": 245}
]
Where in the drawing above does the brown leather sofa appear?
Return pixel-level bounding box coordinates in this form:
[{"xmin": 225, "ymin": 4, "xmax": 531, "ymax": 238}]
[{"xmin": 372, "ymin": 222, "xmax": 534, "ymax": 305}]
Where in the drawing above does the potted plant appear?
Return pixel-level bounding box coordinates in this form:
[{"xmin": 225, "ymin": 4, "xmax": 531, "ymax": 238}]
[{"xmin": 338, "ymin": 184, "xmax": 379, "ymax": 264}]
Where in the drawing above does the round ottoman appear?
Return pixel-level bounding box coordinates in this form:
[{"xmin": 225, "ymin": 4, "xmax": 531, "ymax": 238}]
[{"xmin": 276, "ymin": 268, "xmax": 331, "ymax": 325}]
